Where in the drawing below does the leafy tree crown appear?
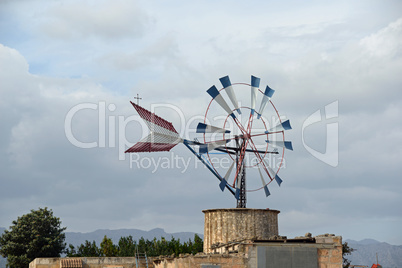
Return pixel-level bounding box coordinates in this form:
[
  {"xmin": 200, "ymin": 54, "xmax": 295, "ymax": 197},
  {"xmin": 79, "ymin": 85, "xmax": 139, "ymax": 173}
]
[{"xmin": 0, "ymin": 207, "xmax": 66, "ymax": 268}]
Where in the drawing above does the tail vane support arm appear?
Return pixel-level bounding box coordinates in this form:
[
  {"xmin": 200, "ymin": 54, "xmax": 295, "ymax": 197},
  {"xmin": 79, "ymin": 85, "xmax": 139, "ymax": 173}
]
[{"xmin": 183, "ymin": 140, "xmax": 236, "ymax": 196}]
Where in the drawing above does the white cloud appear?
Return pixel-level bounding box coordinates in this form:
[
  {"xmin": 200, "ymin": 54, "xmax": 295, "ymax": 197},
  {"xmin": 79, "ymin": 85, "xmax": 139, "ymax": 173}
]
[{"xmin": 360, "ymin": 18, "xmax": 402, "ymax": 58}]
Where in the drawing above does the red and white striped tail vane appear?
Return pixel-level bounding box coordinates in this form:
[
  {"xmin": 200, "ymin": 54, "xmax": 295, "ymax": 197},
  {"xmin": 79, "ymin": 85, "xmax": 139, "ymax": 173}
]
[{"xmin": 125, "ymin": 102, "xmax": 183, "ymax": 153}]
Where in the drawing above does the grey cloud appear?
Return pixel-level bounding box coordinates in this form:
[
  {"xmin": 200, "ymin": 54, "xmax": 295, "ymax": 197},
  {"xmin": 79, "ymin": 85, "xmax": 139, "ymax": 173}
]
[{"xmin": 38, "ymin": 0, "xmax": 150, "ymax": 40}]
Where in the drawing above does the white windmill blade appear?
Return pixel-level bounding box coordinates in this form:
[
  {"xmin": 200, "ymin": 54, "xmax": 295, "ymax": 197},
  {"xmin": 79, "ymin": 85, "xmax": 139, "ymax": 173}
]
[
  {"xmin": 266, "ymin": 140, "xmax": 293, "ymax": 151},
  {"xmin": 220, "ymin": 161, "xmax": 235, "ymax": 191},
  {"xmin": 257, "ymin": 85, "xmax": 275, "ymax": 119},
  {"xmin": 224, "ymin": 161, "xmax": 235, "ymax": 181},
  {"xmin": 199, "ymin": 139, "xmax": 230, "ymax": 154},
  {"xmin": 265, "ymin": 120, "xmax": 292, "ymax": 133},
  {"xmin": 196, "ymin": 123, "xmax": 230, "ymax": 134},
  {"xmin": 219, "ymin": 75, "xmax": 241, "ymax": 114},
  {"xmin": 207, "ymin": 85, "xmax": 236, "ymax": 119},
  {"xmin": 250, "ymin": 75, "xmax": 261, "ymax": 115},
  {"xmin": 257, "ymin": 165, "xmax": 271, "ymax": 197},
  {"xmin": 150, "ymin": 132, "xmax": 183, "ymax": 144},
  {"xmin": 262, "ymin": 158, "xmax": 283, "ymax": 187}
]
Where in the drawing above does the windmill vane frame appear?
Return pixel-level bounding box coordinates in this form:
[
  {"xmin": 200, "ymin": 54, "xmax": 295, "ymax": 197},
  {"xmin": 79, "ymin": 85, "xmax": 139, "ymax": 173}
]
[{"xmin": 125, "ymin": 75, "xmax": 293, "ymax": 208}]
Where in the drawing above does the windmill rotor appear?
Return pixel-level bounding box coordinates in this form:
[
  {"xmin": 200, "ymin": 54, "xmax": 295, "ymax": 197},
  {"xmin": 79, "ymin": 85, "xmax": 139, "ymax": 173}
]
[{"xmin": 125, "ymin": 75, "xmax": 292, "ymax": 207}]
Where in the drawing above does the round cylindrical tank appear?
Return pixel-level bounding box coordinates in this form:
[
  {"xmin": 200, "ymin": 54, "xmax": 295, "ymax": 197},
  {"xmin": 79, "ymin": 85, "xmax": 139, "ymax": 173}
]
[{"xmin": 203, "ymin": 208, "xmax": 280, "ymax": 253}]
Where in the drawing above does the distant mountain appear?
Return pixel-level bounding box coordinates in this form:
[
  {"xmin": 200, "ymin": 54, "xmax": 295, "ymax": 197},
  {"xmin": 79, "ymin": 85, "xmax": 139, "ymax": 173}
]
[
  {"xmin": 65, "ymin": 227, "xmax": 203, "ymax": 247},
  {"xmin": 346, "ymin": 238, "xmax": 381, "ymax": 245},
  {"xmin": 345, "ymin": 239, "xmax": 402, "ymax": 268}
]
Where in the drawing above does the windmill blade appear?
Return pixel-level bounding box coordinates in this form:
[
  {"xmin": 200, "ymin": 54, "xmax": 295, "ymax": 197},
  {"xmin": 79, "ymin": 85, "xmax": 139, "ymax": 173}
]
[
  {"xmin": 265, "ymin": 120, "xmax": 292, "ymax": 133},
  {"xmin": 199, "ymin": 139, "xmax": 230, "ymax": 154},
  {"xmin": 257, "ymin": 85, "xmax": 275, "ymax": 119},
  {"xmin": 219, "ymin": 161, "xmax": 235, "ymax": 191},
  {"xmin": 235, "ymin": 188, "xmax": 241, "ymax": 200},
  {"xmin": 196, "ymin": 123, "xmax": 230, "ymax": 134},
  {"xmin": 262, "ymin": 159, "xmax": 283, "ymax": 187},
  {"xmin": 258, "ymin": 165, "xmax": 271, "ymax": 197},
  {"xmin": 268, "ymin": 165, "xmax": 283, "ymax": 186},
  {"xmin": 207, "ymin": 85, "xmax": 236, "ymax": 119},
  {"xmin": 266, "ymin": 140, "xmax": 293, "ymax": 151},
  {"xmin": 250, "ymin": 75, "xmax": 261, "ymax": 115},
  {"xmin": 219, "ymin": 75, "xmax": 241, "ymax": 114},
  {"xmin": 215, "ymin": 146, "xmax": 278, "ymax": 155}
]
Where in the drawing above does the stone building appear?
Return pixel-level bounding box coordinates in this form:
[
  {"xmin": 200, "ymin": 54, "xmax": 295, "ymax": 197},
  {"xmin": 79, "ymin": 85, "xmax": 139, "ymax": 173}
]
[
  {"xmin": 153, "ymin": 208, "xmax": 343, "ymax": 268},
  {"xmin": 30, "ymin": 208, "xmax": 343, "ymax": 268}
]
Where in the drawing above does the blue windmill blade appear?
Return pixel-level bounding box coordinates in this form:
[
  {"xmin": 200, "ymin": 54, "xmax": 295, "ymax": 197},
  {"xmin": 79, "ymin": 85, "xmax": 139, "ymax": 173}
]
[
  {"xmin": 257, "ymin": 85, "xmax": 275, "ymax": 119},
  {"xmin": 250, "ymin": 75, "xmax": 261, "ymax": 115},
  {"xmin": 264, "ymin": 185, "xmax": 271, "ymax": 197},
  {"xmin": 263, "ymin": 158, "xmax": 283, "ymax": 187},
  {"xmin": 199, "ymin": 139, "xmax": 231, "ymax": 154},
  {"xmin": 207, "ymin": 85, "xmax": 236, "ymax": 119},
  {"xmin": 220, "ymin": 75, "xmax": 241, "ymax": 115},
  {"xmin": 265, "ymin": 120, "xmax": 292, "ymax": 133},
  {"xmin": 270, "ymin": 166, "xmax": 283, "ymax": 186},
  {"xmin": 235, "ymin": 188, "xmax": 241, "ymax": 200},
  {"xmin": 219, "ymin": 179, "xmax": 227, "ymax": 192},
  {"xmin": 275, "ymin": 174, "xmax": 283, "ymax": 186},
  {"xmin": 196, "ymin": 122, "xmax": 231, "ymax": 134},
  {"xmin": 219, "ymin": 161, "xmax": 235, "ymax": 191},
  {"xmin": 266, "ymin": 140, "xmax": 293, "ymax": 151},
  {"xmin": 258, "ymin": 164, "xmax": 271, "ymax": 197}
]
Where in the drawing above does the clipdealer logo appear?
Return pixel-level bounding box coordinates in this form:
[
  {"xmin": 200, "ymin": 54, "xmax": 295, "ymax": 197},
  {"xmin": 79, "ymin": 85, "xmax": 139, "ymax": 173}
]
[
  {"xmin": 64, "ymin": 100, "xmax": 339, "ymax": 168},
  {"xmin": 302, "ymin": 100, "xmax": 339, "ymax": 167}
]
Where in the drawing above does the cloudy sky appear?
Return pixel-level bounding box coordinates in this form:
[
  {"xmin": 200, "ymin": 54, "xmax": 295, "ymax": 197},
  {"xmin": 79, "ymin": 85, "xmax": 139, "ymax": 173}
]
[{"xmin": 1, "ymin": 0, "xmax": 401, "ymax": 245}]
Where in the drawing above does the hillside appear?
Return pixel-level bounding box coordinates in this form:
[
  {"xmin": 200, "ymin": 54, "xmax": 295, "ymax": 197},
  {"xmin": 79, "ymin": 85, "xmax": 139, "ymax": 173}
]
[{"xmin": 346, "ymin": 239, "xmax": 402, "ymax": 268}]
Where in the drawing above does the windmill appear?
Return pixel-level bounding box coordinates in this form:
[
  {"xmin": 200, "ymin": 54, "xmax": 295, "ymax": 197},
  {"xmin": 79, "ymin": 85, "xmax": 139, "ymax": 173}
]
[{"xmin": 125, "ymin": 75, "xmax": 292, "ymax": 208}]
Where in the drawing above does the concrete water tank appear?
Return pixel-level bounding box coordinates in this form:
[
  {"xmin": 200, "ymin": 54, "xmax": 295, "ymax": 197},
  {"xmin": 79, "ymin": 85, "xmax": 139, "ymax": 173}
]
[{"xmin": 203, "ymin": 208, "xmax": 280, "ymax": 253}]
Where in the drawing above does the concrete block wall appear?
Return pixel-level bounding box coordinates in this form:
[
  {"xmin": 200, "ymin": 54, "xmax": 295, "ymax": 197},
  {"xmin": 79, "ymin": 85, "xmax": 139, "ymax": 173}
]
[{"xmin": 315, "ymin": 235, "xmax": 343, "ymax": 268}]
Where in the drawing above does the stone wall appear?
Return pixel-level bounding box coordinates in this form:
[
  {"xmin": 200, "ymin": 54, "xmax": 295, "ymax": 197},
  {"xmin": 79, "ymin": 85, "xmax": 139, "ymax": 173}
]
[
  {"xmin": 29, "ymin": 257, "xmax": 149, "ymax": 268},
  {"xmin": 153, "ymin": 236, "xmax": 343, "ymax": 268},
  {"xmin": 315, "ymin": 235, "xmax": 343, "ymax": 268},
  {"xmin": 153, "ymin": 253, "xmax": 246, "ymax": 268},
  {"xmin": 30, "ymin": 235, "xmax": 343, "ymax": 268},
  {"xmin": 203, "ymin": 208, "xmax": 279, "ymax": 253}
]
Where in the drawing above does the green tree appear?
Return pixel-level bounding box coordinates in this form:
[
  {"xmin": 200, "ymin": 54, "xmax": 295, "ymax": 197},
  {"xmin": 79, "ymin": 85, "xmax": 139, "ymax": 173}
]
[
  {"xmin": 0, "ymin": 207, "xmax": 66, "ymax": 268},
  {"xmin": 117, "ymin": 236, "xmax": 136, "ymax": 257},
  {"xmin": 66, "ymin": 240, "xmax": 101, "ymax": 257},
  {"xmin": 100, "ymin": 236, "xmax": 118, "ymax": 257},
  {"xmin": 342, "ymin": 242, "xmax": 355, "ymax": 268},
  {"xmin": 192, "ymin": 234, "xmax": 203, "ymax": 254},
  {"xmin": 66, "ymin": 234, "xmax": 204, "ymax": 258}
]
